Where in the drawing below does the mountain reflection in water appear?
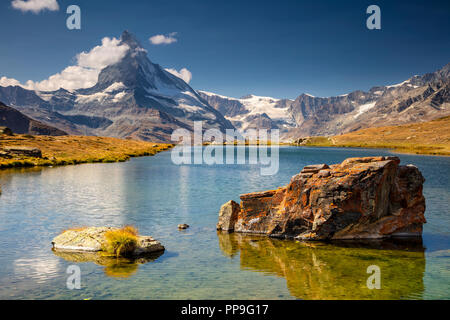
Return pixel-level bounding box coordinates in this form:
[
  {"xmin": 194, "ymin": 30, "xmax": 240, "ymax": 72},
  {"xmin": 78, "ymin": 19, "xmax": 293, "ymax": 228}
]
[{"xmin": 217, "ymin": 232, "xmax": 426, "ymax": 299}]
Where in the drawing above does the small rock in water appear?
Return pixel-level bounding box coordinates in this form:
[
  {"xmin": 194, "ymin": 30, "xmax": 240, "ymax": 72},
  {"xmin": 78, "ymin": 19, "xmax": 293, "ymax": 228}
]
[
  {"xmin": 51, "ymin": 226, "xmax": 164, "ymax": 256},
  {"xmin": 178, "ymin": 224, "xmax": 189, "ymax": 230},
  {"xmin": 216, "ymin": 200, "xmax": 240, "ymax": 232}
]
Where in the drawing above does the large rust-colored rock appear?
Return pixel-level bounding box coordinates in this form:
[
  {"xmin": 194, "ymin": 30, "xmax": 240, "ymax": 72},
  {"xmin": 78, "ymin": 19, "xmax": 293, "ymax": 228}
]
[{"xmin": 219, "ymin": 156, "xmax": 426, "ymax": 240}]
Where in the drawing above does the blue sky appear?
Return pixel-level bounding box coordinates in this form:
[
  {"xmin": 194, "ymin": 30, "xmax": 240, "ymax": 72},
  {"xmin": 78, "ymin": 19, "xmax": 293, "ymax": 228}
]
[{"xmin": 0, "ymin": 0, "xmax": 449, "ymax": 99}]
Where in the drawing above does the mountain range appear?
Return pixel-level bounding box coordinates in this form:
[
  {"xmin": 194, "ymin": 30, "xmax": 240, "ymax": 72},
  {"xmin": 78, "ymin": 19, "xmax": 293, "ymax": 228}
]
[
  {"xmin": 0, "ymin": 31, "xmax": 233, "ymax": 142},
  {"xmin": 199, "ymin": 63, "xmax": 450, "ymax": 140},
  {"xmin": 0, "ymin": 31, "xmax": 448, "ymax": 142}
]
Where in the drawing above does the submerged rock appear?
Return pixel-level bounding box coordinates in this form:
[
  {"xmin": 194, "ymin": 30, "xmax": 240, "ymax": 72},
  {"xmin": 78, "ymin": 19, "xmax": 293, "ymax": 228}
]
[
  {"xmin": 217, "ymin": 156, "xmax": 426, "ymax": 240},
  {"xmin": 51, "ymin": 227, "xmax": 164, "ymax": 255}
]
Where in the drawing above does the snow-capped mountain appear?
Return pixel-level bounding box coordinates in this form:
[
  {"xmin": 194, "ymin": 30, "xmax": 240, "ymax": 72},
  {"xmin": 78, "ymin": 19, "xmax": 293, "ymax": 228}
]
[
  {"xmin": 197, "ymin": 91, "xmax": 295, "ymax": 131},
  {"xmin": 199, "ymin": 62, "xmax": 450, "ymax": 140},
  {"xmin": 0, "ymin": 31, "xmax": 234, "ymax": 142},
  {"xmin": 1, "ymin": 31, "xmax": 448, "ymax": 142}
]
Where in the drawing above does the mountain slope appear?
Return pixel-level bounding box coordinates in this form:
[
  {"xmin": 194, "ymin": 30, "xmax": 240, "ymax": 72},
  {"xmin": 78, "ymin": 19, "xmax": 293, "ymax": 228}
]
[
  {"xmin": 0, "ymin": 101, "xmax": 67, "ymax": 136},
  {"xmin": 295, "ymin": 115, "xmax": 450, "ymax": 156},
  {"xmin": 0, "ymin": 31, "xmax": 234, "ymax": 142},
  {"xmin": 198, "ymin": 91, "xmax": 295, "ymax": 131},
  {"xmin": 199, "ymin": 63, "xmax": 450, "ymax": 141}
]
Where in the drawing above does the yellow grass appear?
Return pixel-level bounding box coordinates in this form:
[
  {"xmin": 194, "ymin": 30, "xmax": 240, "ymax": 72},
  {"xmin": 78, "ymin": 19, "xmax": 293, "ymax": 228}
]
[
  {"xmin": 294, "ymin": 116, "xmax": 450, "ymax": 156},
  {"xmin": 0, "ymin": 134, "xmax": 174, "ymax": 169},
  {"xmin": 103, "ymin": 226, "xmax": 139, "ymax": 257}
]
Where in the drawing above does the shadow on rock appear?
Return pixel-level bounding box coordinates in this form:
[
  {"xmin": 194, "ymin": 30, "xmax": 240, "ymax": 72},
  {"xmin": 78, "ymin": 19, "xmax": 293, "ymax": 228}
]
[
  {"xmin": 217, "ymin": 232, "xmax": 426, "ymax": 299},
  {"xmin": 52, "ymin": 249, "xmax": 164, "ymax": 278}
]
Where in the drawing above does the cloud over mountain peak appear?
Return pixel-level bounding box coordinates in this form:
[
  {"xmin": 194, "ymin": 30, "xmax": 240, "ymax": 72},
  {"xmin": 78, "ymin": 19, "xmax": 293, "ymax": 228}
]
[{"xmin": 0, "ymin": 36, "xmax": 129, "ymax": 91}]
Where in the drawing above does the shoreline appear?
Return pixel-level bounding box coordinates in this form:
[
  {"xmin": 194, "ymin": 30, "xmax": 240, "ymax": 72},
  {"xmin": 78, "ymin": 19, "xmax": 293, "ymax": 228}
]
[
  {"xmin": 1, "ymin": 126, "xmax": 448, "ymax": 172},
  {"xmin": 206, "ymin": 142, "xmax": 449, "ymax": 156},
  {"xmin": 290, "ymin": 116, "xmax": 450, "ymax": 156},
  {"xmin": 0, "ymin": 134, "xmax": 174, "ymax": 170},
  {"xmin": 290, "ymin": 143, "xmax": 450, "ymax": 157}
]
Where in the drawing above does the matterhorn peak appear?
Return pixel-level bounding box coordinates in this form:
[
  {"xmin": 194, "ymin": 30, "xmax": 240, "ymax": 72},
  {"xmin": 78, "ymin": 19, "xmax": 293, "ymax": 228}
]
[
  {"xmin": 120, "ymin": 30, "xmax": 143, "ymax": 50},
  {"xmin": 0, "ymin": 30, "xmax": 234, "ymax": 142}
]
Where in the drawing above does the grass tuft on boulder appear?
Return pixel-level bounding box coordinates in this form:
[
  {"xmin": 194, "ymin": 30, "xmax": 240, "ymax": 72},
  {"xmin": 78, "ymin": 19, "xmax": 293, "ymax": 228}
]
[{"xmin": 103, "ymin": 226, "xmax": 138, "ymax": 257}]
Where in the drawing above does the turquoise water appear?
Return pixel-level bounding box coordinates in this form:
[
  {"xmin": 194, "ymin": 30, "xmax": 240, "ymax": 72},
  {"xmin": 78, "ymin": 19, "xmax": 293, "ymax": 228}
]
[{"xmin": 0, "ymin": 146, "xmax": 448, "ymax": 299}]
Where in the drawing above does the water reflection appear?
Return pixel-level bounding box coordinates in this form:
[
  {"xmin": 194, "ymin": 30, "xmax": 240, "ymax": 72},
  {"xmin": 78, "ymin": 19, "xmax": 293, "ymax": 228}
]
[
  {"xmin": 218, "ymin": 232, "xmax": 426, "ymax": 299},
  {"xmin": 52, "ymin": 250, "xmax": 164, "ymax": 278},
  {"xmin": 13, "ymin": 256, "xmax": 61, "ymax": 284}
]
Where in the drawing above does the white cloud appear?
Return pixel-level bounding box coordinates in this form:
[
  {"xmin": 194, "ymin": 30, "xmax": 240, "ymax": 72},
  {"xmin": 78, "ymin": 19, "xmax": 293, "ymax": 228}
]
[
  {"xmin": 165, "ymin": 68, "xmax": 192, "ymax": 84},
  {"xmin": 0, "ymin": 34, "xmax": 194, "ymax": 92},
  {"xmin": 76, "ymin": 37, "xmax": 129, "ymax": 70},
  {"xmin": 11, "ymin": 0, "xmax": 59, "ymax": 13},
  {"xmin": 0, "ymin": 76, "xmax": 22, "ymax": 87},
  {"xmin": 149, "ymin": 32, "xmax": 177, "ymax": 45},
  {"xmin": 0, "ymin": 37, "xmax": 129, "ymax": 92},
  {"xmin": 24, "ymin": 66, "xmax": 100, "ymax": 92}
]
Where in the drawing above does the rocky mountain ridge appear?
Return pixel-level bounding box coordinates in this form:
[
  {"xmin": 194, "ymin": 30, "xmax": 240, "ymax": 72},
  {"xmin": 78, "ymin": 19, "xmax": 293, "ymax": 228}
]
[
  {"xmin": 1, "ymin": 32, "xmax": 448, "ymax": 142},
  {"xmin": 200, "ymin": 63, "xmax": 450, "ymax": 140},
  {"xmin": 0, "ymin": 101, "xmax": 67, "ymax": 136}
]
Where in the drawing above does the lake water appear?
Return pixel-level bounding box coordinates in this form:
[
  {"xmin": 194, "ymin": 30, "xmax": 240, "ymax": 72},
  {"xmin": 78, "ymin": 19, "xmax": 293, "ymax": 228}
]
[{"xmin": 0, "ymin": 146, "xmax": 448, "ymax": 299}]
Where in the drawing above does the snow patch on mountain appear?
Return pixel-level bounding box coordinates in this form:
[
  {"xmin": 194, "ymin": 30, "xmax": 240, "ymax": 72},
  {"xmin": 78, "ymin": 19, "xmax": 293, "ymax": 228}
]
[
  {"xmin": 76, "ymin": 92, "xmax": 109, "ymax": 103},
  {"xmin": 35, "ymin": 92, "xmax": 54, "ymax": 101},
  {"xmin": 386, "ymin": 78, "xmax": 415, "ymax": 89},
  {"xmin": 113, "ymin": 92, "xmax": 127, "ymax": 102},
  {"xmin": 199, "ymin": 91, "xmax": 290, "ymax": 120},
  {"xmin": 239, "ymin": 95, "xmax": 288, "ymax": 120},
  {"xmin": 104, "ymin": 82, "xmax": 127, "ymax": 93},
  {"xmin": 198, "ymin": 90, "xmax": 239, "ymax": 101},
  {"xmin": 354, "ymin": 101, "xmax": 377, "ymax": 118}
]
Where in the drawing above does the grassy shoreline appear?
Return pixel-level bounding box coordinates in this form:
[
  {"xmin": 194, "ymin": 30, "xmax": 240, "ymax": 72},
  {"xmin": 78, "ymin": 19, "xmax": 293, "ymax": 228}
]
[
  {"xmin": 2, "ymin": 114, "xmax": 448, "ymax": 171},
  {"xmin": 0, "ymin": 134, "xmax": 174, "ymax": 169},
  {"xmin": 291, "ymin": 116, "xmax": 450, "ymax": 156}
]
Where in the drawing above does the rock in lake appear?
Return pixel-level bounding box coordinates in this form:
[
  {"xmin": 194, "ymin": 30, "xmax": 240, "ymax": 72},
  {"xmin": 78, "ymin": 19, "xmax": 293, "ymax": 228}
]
[
  {"xmin": 217, "ymin": 200, "xmax": 240, "ymax": 232},
  {"xmin": 51, "ymin": 227, "xmax": 164, "ymax": 255},
  {"xmin": 217, "ymin": 156, "xmax": 426, "ymax": 240}
]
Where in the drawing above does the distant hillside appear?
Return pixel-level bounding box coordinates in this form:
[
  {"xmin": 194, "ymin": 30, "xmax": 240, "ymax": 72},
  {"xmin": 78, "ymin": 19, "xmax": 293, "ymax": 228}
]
[
  {"xmin": 294, "ymin": 116, "xmax": 450, "ymax": 155},
  {"xmin": 0, "ymin": 102, "xmax": 67, "ymax": 136}
]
